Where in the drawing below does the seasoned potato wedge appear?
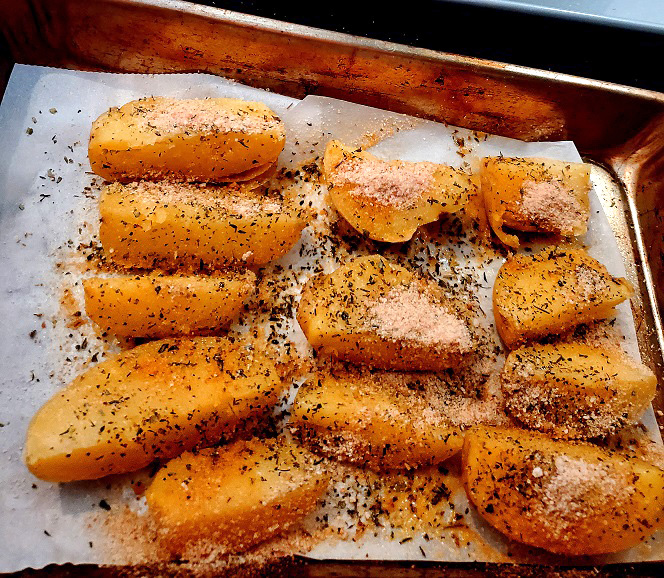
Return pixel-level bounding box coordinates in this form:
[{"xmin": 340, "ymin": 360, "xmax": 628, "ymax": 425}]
[
  {"xmin": 481, "ymin": 157, "xmax": 591, "ymax": 247},
  {"xmin": 493, "ymin": 247, "xmax": 633, "ymax": 348},
  {"xmin": 323, "ymin": 140, "xmax": 476, "ymax": 242},
  {"xmin": 145, "ymin": 438, "xmax": 329, "ymax": 554},
  {"xmin": 89, "ymin": 97, "xmax": 285, "ymax": 182},
  {"xmin": 24, "ymin": 337, "xmax": 286, "ymax": 482},
  {"xmin": 501, "ymin": 343, "xmax": 657, "ymax": 438},
  {"xmin": 99, "ymin": 181, "xmax": 305, "ymax": 269},
  {"xmin": 463, "ymin": 427, "xmax": 664, "ymax": 555},
  {"xmin": 292, "ymin": 368, "xmax": 505, "ymax": 470},
  {"xmin": 297, "ymin": 255, "xmax": 476, "ymax": 370},
  {"xmin": 83, "ymin": 271, "xmax": 256, "ymax": 339}
]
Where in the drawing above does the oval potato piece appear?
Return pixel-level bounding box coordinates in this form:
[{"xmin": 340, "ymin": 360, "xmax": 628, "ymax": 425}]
[
  {"xmin": 463, "ymin": 426, "xmax": 664, "ymax": 555},
  {"xmin": 84, "ymin": 271, "xmax": 256, "ymax": 339},
  {"xmin": 292, "ymin": 369, "xmax": 505, "ymax": 470},
  {"xmin": 24, "ymin": 337, "xmax": 286, "ymax": 482},
  {"xmin": 89, "ymin": 97, "xmax": 285, "ymax": 182},
  {"xmin": 145, "ymin": 438, "xmax": 330, "ymax": 554},
  {"xmin": 99, "ymin": 181, "xmax": 305, "ymax": 269},
  {"xmin": 501, "ymin": 343, "xmax": 657, "ymax": 438},
  {"xmin": 297, "ymin": 255, "xmax": 476, "ymax": 371},
  {"xmin": 480, "ymin": 157, "xmax": 590, "ymax": 248},
  {"xmin": 493, "ymin": 247, "xmax": 633, "ymax": 348},
  {"xmin": 323, "ymin": 140, "xmax": 476, "ymax": 242}
]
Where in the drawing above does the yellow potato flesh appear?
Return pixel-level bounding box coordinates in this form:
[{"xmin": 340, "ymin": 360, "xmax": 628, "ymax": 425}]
[
  {"xmin": 480, "ymin": 157, "xmax": 591, "ymax": 248},
  {"xmin": 83, "ymin": 271, "xmax": 256, "ymax": 339},
  {"xmin": 501, "ymin": 343, "xmax": 657, "ymax": 438},
  {"xmin": 145, "ymin": 438, "xmax": 329, "ymax": 554},
  {"xmin": 89, "ymin": 97, "xmax": 285, "ymax": 182},
  {"xmin": 24, "ymin": 337, "xmax": 286, "ymax": 482},
  {"xmin": 99, "ymin": 181, "xmax": 305, "ymax": 269},
  {"xmin": 463, "ymin": 426, "xmax": 664, "ymax": 555},
  {"xmin": 323, "ymin": 140, "xmax": 476, "ymax": 242},
  {"xmin": 296, "ymin": 255, "xmax": 475, "ymax": 371},
  {"xmin": 493, "ymin": 247, "xmax": 633, "ymax": 348},
  {"xmin": 291, "ymin": 371, "xmax": 465, "ymax": 470}
]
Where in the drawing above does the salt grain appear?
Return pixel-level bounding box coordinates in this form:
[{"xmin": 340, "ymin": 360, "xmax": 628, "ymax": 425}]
[
  {"xmin": 518, "ymin": 180, "xmax": 586, "ymax": 235},
  {"xmin": 366, "ymin": 284, "xmax": 472, "ymax": 352},
  {"xmin": 538, "ymin": 454, "xmax": 631, "ymax": 532},
  {"xmin": 332, "ymin": 156, "xmax": 438, "ymax": 209},
  {"xmin": 574, "ymin": 263, "xmax": 607, "ymax": 300},
  {"xmin": 139, "ymin": 98, "xmax": 280, "ymax": 136}
]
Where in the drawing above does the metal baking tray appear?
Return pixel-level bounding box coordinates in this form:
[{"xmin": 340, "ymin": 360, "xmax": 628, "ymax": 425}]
[{"xmin": 1, "ymin": 0, "xmax": 663, "ymax": 575}]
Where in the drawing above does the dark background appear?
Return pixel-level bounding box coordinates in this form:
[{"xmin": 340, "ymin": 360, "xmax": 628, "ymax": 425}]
[{"xmin": 191, "ymin": 0, "xmax": 664, "ymax": 93}]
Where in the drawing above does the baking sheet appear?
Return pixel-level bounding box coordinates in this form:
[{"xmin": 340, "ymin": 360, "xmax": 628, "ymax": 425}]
[{"xmin": 0, "ymin": 64, "xmax": 661, "ymax": 572}]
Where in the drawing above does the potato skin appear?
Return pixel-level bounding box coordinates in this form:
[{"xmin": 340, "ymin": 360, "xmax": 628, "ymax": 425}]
[
  {"xmin": 493, "ymin": 247, "xmax": 633, "ymax": 348},
  {"xmin": 99, "ymin": 181, "xmax": 305, "ymax": 269},
  {"xmin": 323, "ymin": 140, "xmax": 475, "ymax": 242},
  {"xmin": 297, "ymin": 255, "xmax": 475, "ymax": 371},
  {"xmin": 291, "ymin": 371, "xmax": 465, "ymax": 470},
  {"xmin": 24, "ymin": 338, "xmax": 286, "ymax": 482},
  {"xmin": 89, "ymin": 97, "xmax": 285, "ymax": 182},
  {"xmin": 83, "ymin": 271, "xmax": 256, "ymax": 338},
  {"xmin": 145, "ymin": 438, "xmax": 329, "ymax": 554},
  {"xmin": 480, "ymin": 157, "xmax": 590, "ymax": 248},
  {"xmin": 501, "ymin": 343, "xmax": 657, "ymax": 438},
  {"xmin": 462, "ymin": 427, "xmax": 664, "ymax": 555}
]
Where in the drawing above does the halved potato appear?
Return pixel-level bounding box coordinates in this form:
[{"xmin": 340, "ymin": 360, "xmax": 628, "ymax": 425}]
[
  {"xmin": 297, "ymin": 255, "xmax": 476, "ymax": 371},
  {"xmin": 463, "ymin": 426, "xmax": 664, "ymax": 555},
  {"xmin": 291, "ymin": 368, "xmax": 505, "ymax": 470},
  {"xmin": 83, "ymin": 271, "xmax": 256, "ymax": 338},
  {"xmin": 99, "ymin": 181, "xmax": 305, "ymax": 269},
  {"xmin": 323, "ymin": 140, "xmax": 476, "ymax": 242},
  {"xmin": 145, "ymin": 437, "xmax": 329, "ymax": 554},
  {"xmin": 24, "ymin": 337, "xmax": 286, "ymax": 482},
  {"xmin": 89, "ymin": 97, "xmax": 285, "ymax": 182},
  {"xmin": 501, "ymin": 343, "xmax": 657, "ymax": 438},
  {"xmin": 480, "ymin": 157, "xmax": 591, "ymax": 248},
  {"xmin": 493, "ymin": 247, "xmax": 633, "ymax": 348}
]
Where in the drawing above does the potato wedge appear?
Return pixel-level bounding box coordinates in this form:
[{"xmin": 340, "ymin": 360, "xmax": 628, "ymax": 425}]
[
  {"xmin": 297, "ymin": 255, "xmax": 476, "ymax": 370},
  {"xmin": 292, "ymin": 368, "xmax": 505, "ymax": 470},
  {"xmin": 480, "ymin": 157, "xmax": 591, "ymax": 248},
  {"xmin": 493, "ymin": 247, "xmax": 633, "ymax": 348},
  {"xmin": 24, "ymin": 337, "xmax": 286, "ymax": 482},
  {"xmin": 323, "ymin": 140, "xmax": 476, "ymax": 242},
  {"xmin": 83, "ymin": 271, "xmax": 256, "ymax": 338},
  {"xmin": 501, "ymin": 343, "xmax": 657, "ymax": 438},
  {"xmin": 99, "ymin": 181, "xmax": 305, "ymax": 269},
  {"xmin": 89, "ymin": 97, "xmax": 285, "ymax": 182},
  {"xmin": 145, "ymin": 438, "xmax": 329, "ymax": 554},
  {"xmin": 463, "ymin": 427, "xmax": 664, "ymax": 555}
]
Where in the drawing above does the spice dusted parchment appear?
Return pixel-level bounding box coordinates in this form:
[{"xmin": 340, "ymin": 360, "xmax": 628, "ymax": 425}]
[{"xmin": 0, "ymin": 64, "xmax": 661, "ymax": 572}]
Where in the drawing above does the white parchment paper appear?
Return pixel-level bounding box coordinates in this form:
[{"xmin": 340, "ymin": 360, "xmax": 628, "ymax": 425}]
[{"xmin": 0, "ymin": 65, "xmax": 660, "ymax": 572}]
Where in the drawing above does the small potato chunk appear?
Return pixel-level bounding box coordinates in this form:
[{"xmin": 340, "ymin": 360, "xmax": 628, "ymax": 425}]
[
  {"xmin": 480, "ymin": 157, "xmax": 591, "ymax": 248},
  {"xmin": 501, "ymin": 343, "xmax": 657, "ymax": 439},
  {"xmin": 145, "ymin": 438, "xmax": 329, "ymax": 554},
  {"xmin": 463, "ymin": 427, "xmax": 664, "ymax": 555},
  {"xmin": 89, "ymin": 97, "xmax": 285, "ymax": 182},
  {"xmin": 84, "ymin": 271, "xmax": 256, "ymax": 338},
  {"xmin": 323, "ymin": 140, "xmax": 476, "ymax": 242},
  {"xmin": 99, "ymin": 181, "xmax": 305, "ymax": 268},
  {"xmin": 297, "ymin": 255, "xmax": 476, "ymax": 371},
  {"xmin": 291, "ymin": 369, "xmax": 505, "ymax": 470},
  {"xmin": 24, "ymin": 337, "xmax": 286, "ymax": 482},
  {"xmin": 493, "ymin": 247, "xmax": 633, "ymax": 348}
]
